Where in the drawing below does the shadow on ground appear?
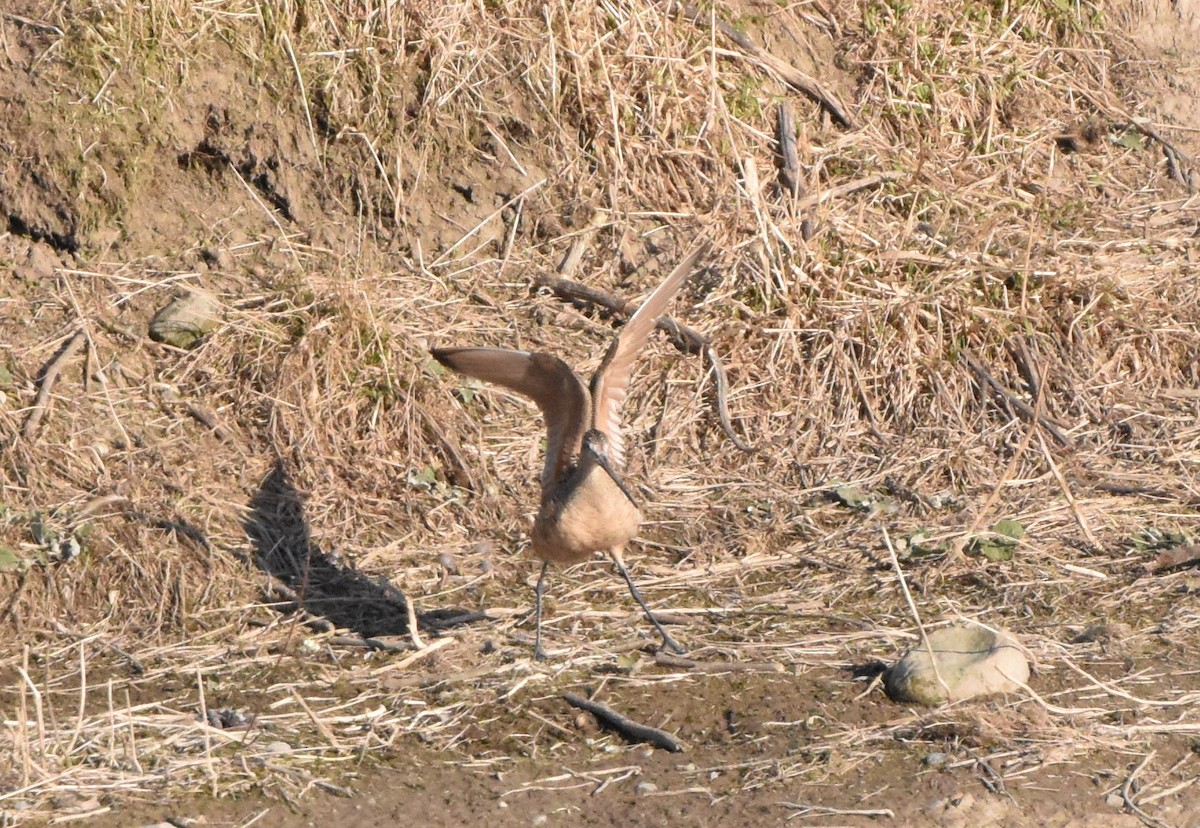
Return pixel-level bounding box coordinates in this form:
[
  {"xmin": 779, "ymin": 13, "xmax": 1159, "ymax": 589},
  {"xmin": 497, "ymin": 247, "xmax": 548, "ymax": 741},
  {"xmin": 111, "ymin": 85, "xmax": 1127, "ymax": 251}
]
[{"xmin": 245, "ymin": 461, "xmax": 485, "ymax": 639}]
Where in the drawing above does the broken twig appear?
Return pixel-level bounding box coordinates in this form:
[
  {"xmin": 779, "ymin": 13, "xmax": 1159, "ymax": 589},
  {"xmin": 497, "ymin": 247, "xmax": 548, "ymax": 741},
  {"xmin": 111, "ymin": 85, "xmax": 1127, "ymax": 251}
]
[
  {"xmin": 565, "ymin": 692, "xmax": 683, "ymax": 752},
  {"xmin": 675, "ymin": 2, "xmax": 855, "ymax": 129},
  {"xmin": 655, "ymin": 652, "xmax": 785, "ymax": 673},
  {"xmin": 960, "ymin": 351, "xmax": 1072, "ymax": 448},
  {"xmin": 1151, "ymin": 544, "xmax": 1200, "ymax": 573},
  {"xmin": 775, "ymin": 101, "xmax": 803, "ymax": 198},
  {"xmin": 21, "ymin": 329, "xmax": 86, "ymax": 441}
]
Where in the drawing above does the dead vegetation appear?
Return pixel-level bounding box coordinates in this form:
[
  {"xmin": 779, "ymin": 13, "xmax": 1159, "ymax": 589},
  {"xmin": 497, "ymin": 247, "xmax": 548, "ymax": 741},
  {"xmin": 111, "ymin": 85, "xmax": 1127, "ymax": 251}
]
[{"xmin": 1, "ymin": 0, "xmax": 1199, "ymax": 823}]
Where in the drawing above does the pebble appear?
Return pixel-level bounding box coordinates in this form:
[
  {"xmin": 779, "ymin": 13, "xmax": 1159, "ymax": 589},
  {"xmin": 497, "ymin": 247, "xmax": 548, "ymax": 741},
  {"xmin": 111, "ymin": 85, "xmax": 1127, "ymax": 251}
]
[
  {"xmin": 264, "ymin": 740, "xmax": 292, "ymax": 755},
  {"xmin": 635, "ymin": 782, "xmax": 658, "ymax": 796},
  {"xmin": 13, "ymin": 243, "xmax": 58, "ymax": 281},
  {"xmin": 923, "ymin": 752, "xmax": 951, "ymax": 767}
]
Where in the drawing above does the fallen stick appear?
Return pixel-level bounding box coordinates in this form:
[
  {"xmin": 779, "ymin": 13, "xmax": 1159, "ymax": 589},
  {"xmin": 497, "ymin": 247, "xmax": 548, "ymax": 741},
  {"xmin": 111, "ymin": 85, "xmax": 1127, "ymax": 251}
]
[
  {"xmin": 960, "ymin": 351, "xmax": 1072, "ymax": 448},
  {"xmin": 674, "ymin": 2, "xmax": 855, "ymax": 129},
  {"xmin": 184, "ymin": 402, "xmax": 233, "ymax": 441},
  {"xmin": 21, "ymin": 329, "xmax": 86, "ymax": 441},
  {"xmin": 1083, "ymin": 479, "xmax": 1200, "ymax": 508},
  {"xmin": 775, "ymin": 101, "xmax": 803, "ymax": 198},
  {"xmin": 780, "ymin": 801, "xmax": 895, "ymax": 819},
  {"xmin": 329, "ymin": 634, "xmax": 410, "ymax": 653},
  {"xmin": 794, "ymin": 172, "xmax": 900, "ymax": 212},
  {"xmin": 406, "ymin": 387, "xmax": 476, "ymax": 491},
  {"xmin": 564, "ymin": 692, "xmax": 684, "ymax": 752},
  {"xmin": 655, "ymin": 652, "xmax": 784, "ymax": 673},
  {"xmin": 1152, "ymin": 544, "xmax": 1200, "ymax": 573}
]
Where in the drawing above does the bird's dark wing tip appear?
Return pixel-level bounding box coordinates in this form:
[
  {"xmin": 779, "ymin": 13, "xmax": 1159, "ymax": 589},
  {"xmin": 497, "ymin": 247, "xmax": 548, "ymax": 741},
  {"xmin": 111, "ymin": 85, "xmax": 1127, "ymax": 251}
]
[{"xmin": 430, "ymin": 347, "xmax": 457, "ymax": 367}]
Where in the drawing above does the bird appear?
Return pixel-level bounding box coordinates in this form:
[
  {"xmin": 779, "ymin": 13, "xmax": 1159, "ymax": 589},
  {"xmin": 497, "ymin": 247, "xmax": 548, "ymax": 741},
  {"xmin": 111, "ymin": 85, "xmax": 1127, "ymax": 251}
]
[{"xmin": 432, "ymin": 242, "xmax": 708, "ymax": 659}]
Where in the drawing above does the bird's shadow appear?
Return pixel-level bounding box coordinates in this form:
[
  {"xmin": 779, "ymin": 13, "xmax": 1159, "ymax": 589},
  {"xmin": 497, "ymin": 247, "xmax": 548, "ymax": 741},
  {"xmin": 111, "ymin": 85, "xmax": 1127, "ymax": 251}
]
[{"xmin": 245, "ymin": 461, "xmax": 484, "ymax": 639}]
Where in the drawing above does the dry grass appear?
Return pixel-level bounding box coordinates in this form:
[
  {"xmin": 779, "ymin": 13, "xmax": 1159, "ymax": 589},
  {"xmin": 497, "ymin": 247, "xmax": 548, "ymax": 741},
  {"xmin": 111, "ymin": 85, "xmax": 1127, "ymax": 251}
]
[{"xmin": 1, "ymin": 0, "xmax": 1199, "ymax": 822}]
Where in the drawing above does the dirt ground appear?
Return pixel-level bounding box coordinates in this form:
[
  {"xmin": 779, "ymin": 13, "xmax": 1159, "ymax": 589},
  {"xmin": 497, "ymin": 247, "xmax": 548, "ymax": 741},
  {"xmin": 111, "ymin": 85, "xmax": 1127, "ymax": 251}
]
[
  {"xmin": 85, "ymin": 666, "xmax": 1200, "ymax": 828},
  {"xmin": 3, "ymin": 0, "xmax": 1200, "ymax": 826}
]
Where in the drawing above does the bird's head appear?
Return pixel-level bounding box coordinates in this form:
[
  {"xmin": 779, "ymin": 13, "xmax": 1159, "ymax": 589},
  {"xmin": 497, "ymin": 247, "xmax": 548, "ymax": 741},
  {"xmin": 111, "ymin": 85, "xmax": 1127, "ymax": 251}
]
[{"xmin": 581, "ymin": 429, "xmax": 610, "ymax": 462}]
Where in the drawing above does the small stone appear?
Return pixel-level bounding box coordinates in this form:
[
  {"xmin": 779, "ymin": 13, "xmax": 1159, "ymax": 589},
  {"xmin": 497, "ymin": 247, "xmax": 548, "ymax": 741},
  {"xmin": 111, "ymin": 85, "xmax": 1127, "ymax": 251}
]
[
  {"xmin": 55, "ymin": 536, "xmax": 81, "ymax": 563},
  {"xmin": 884, "ymin": 624, "xmax": 1030, "ymax": 705},
  {"xmin": 89, "ymin": 227, "xmax": 122, "ymax": 250},
  {"xmin": 149, "ymin": 288, "xmax": 222, "ymax": 349},
  {"xmin": 926, "ymin": 791, "xmax": 975, "ymax": 817},
  {"xmin": 438, "ymin": 552, "xmax": 458, "ymax": 574},
  {"xmin": 199, "ymin": 247, "xmax": 231, "ymax": 270},
  {"xmin": 264, "ymin": 740, "xmax": 292, "ymax": 755},
  {"xmin": 1105, "ymin": 793, "xmax": 1125, "ymax": 809},
  {"xmin": 923, "ymin": 752, "xmax": 950, "ymax": 767},
  {"xmin": 1072, "ymin": 622, "xmax": 1133, "ymax": 644},
  {"xmin": 531, "ymin": 816, "xmax": 548, "ymax": 826},
  {"xmin": 635, "ymin": 782, "xmax": 658, "ymax": 796},
  {"xmin": 13, "ymin": 243, "xmax": 58, "ymax": 281}
]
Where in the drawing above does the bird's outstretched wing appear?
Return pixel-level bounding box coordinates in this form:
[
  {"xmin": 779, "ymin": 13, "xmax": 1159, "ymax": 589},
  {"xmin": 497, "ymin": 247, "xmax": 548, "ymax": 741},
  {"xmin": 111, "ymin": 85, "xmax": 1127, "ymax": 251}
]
[
  {"xmin": 432, "ymin": 347, "xmax": 589, "ymax": 489},
  {"xmin": 588, "ymin": 241, "xmax": 709, "ymax": 469}
]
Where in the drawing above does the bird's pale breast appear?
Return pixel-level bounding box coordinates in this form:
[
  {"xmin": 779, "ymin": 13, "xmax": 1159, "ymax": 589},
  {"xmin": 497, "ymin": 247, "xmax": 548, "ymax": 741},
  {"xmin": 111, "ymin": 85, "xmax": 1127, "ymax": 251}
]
[{"xmin": 530, "ymin": 465, "xmax": 642, "ymax": 564}]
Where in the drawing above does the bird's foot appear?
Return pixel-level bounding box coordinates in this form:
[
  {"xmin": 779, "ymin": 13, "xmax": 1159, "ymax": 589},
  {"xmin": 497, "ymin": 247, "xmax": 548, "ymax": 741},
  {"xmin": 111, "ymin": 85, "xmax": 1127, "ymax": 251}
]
[{"xmin": 657, "ymin": 629, "xmax": 687, "ymax": 656}]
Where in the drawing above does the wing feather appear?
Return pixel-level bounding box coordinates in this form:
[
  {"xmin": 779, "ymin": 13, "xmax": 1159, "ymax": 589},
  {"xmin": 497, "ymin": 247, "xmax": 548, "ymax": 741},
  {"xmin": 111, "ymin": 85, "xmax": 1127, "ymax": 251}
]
[
  {"xmin": 588, "ymin": 241, "xmax": 709, "ymax": 468},
  {"xmin": 432, "ymin": 347, "xmax": 589, "ymax": 489}
]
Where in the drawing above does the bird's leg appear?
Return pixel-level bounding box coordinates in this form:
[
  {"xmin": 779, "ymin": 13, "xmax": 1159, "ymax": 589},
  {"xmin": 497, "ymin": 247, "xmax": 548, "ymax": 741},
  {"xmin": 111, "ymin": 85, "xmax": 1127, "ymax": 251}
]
[
  {"xmin": 609, "ymin": 547, "xmax": 686, "ymax": 655},
  {"xmin": 533, "ymin": 560, "xmax": 550, "ymax": 661}
]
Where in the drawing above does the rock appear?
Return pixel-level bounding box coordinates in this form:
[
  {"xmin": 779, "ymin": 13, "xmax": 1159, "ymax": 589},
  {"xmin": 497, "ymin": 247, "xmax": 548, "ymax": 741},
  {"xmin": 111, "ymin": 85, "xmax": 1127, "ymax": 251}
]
[
  {"xmin": 12, "ymin": 243, "xmax": 59, "ymax": 281},
  {"xmin": 1105, "ymin": 793, "xmax": 1125, "ymax": 809},
  {"xmin": 923, "ymin": 751, "xmax": 951, "ymax": 767},
  {"xmin": 199, "ymin": 247, "xmax": 231, "ymax": 270},
  {"xmin": 885, "ymin": 624, "xmax": 1029, "ymax": 705},
  {"xmin": 1071, "ymin": 622, "xmax": 1132, "ymax": 644},
  {"xmin": 263, "ymin": 740, "xmax": 292, "ymax": 755},
  {"xmin": 635, "ymin": 782, "xmax": 659, "ymax": 796},
  {"xmin": 149, "ymin": 288, "xmax": 221, "ymax": 348}
]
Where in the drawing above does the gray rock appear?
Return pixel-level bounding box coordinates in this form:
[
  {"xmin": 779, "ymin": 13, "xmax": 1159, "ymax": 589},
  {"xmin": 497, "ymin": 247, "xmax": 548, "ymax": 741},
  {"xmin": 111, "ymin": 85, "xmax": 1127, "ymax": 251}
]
[
  {"xmin": 635, "ymin": 781, "xmax": 658, "ymax": 796},
  {"xmin": 149, "ymin": 288, "xmax": 221, "ymax": 348},
  {"xmin": 885, "ymin": 624, "xmax": 1029, "ymax": 705}
]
